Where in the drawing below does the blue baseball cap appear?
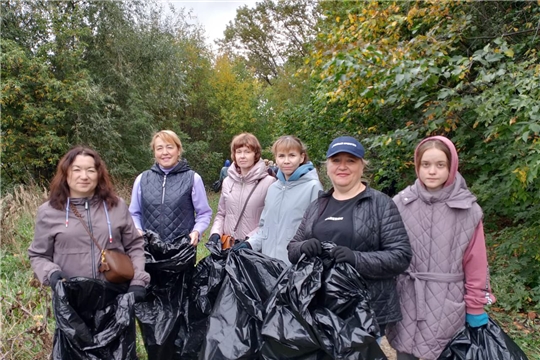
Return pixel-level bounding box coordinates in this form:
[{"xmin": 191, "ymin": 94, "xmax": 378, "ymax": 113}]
[{"xmin": 326, "ymin": 136, "xmax": 365, "ymax": 159}]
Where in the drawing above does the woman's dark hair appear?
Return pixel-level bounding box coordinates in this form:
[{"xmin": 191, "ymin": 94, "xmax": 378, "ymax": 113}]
[{"xmin": 48, "ymin": 146, "xmax": 118, "ymax": 210}]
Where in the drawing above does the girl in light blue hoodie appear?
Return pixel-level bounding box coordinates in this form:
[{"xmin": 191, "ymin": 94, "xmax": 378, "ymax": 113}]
[{"xmin": 234, "ymin": 136, "xmax": 323, "ymax": 264}]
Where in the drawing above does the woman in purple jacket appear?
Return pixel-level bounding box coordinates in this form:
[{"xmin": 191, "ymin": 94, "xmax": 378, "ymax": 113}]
[
  {"xmin": 387, "ymin": 136, "xmax": 496, "ymax": 360},
  {"xmin": 129, "ymin": 130, "xmax": 212, "ymax": 244}
]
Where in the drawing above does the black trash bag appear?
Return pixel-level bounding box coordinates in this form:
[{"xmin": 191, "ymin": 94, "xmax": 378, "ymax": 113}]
[
  {"xmin": 438, "ymin": 318, "xmax": 529, "ymax": 360},
  {"xmin": 212, "ymin": 180, "xmax": 222, "ymax": 193},
  {"xmin": 201, "ymin": 248, "xmax": 287, "ymax": 360},
  {"xmin": 179, "ymin": 241, "xmax": 228, "ymax": 359},
  {"xmin": 135, "ymin": 231, "xmax": 196, "ymax": 360},
  {"xmin": 52, "ymin": 277, "xmax": 136, "ymax": 360},
  {"xmin": 261, "ymin": 242, "xmax": 386, "ymax": 360}
]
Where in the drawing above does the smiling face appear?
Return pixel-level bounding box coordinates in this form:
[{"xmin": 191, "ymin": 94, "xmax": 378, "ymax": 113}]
[
  {"xmin": 275, "ymin": 146, "xmax": 305, "ymax": 180},
  {"xmin": 326, "ymin": 153, "xmax": 364, "ymax": 192},
  {"xmin": 154, "ymin": 137, "xmax": 180, "ymax": 169},
  {"xmin": 67, "ymin": 155, "xmax": 98, "ymax": 198},
  {"xmin": 418, "ymin": 148, "xmax": 450, "ymax": 191}
]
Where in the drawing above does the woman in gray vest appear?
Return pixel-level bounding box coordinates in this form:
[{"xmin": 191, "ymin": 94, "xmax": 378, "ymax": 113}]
[
  {"xmin": 129, "ymin": 130, "xmax": 212, "ymax": 244},
  {"xmin": 387, "ymin": 136, "xmax": 496, "ymax": 360}
]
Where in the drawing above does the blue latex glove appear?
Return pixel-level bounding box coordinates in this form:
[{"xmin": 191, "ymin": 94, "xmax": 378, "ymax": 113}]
[{"xmin": 466, "ymin": 312, "xmax": 488, "ymax": 327}]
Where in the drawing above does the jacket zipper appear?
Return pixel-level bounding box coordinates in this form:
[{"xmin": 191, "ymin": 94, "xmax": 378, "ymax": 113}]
[
  {"xmin": 85, "ymin": 200, "xmax": 97, "ymax": 278},
  {"xmin": 161, "ymin": 174, "xmax": 167, "ymax": 237}
]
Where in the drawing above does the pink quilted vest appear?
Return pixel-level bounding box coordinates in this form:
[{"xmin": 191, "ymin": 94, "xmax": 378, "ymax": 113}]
[{"xmin": 387, "ymin": 174, "xmax": 482, "ymax": 359}]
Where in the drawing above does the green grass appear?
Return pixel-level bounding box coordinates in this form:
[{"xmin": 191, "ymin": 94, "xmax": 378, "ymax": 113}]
[{"xmin": 1, "ymin": 187, "xmax": 539, "ymax": 359}]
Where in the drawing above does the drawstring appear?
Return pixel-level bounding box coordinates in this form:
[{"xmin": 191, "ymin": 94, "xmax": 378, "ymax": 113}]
[
  {"xmin": 103, "ymin": 202, "xmax": 113, "ymax": 243},
  {"xmin": 65, "ymin": 198, "xmax": 70, "ymax": 227},
  {"xmin": 65, "ymin": 199, "xmax": 113, "ymax": 244}
]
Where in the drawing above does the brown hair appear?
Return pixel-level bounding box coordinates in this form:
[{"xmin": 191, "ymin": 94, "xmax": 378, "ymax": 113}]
[
  {"xmin": 48, "ymin": 146, "xmax": 118, "ymax": 210},
  {"xmin": 271, "ymin": 135, "xmax": 309, "ymax": 165},
  {"xmin": 230, "ymin": 133, "xmax": 262, "ymax": 163},
  {"xmin": 150, "ymin": 130, "xmax": 183, "ymax": 158},
  {"xmin": 415, "ymin": 139, "xmax": 452, "ymax": 172}
]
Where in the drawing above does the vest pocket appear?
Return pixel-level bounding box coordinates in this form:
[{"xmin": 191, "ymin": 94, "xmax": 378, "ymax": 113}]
[{"xmin": 435, "ymin": 298, "xmax": 465, "ymax": 340}]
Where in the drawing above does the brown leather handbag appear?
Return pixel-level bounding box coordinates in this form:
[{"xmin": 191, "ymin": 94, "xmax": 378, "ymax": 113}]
[{"xmin": 71, "ymin": 203, "xmax": 134, "ymax": 283}]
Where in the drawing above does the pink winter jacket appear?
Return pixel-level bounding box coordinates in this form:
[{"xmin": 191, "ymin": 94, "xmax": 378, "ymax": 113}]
[{"xmin": 210, "ymin": 159, "xmax": 275, "ymax": 239}]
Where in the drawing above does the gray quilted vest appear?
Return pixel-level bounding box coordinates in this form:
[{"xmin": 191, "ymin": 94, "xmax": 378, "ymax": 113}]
[
  {"xmin": 141, "ymin": 160, "xmax": 195, "ymax": 242},
  {"xmin": 387, "ymin": 174, "xmax": 482, "ymax": 360}
]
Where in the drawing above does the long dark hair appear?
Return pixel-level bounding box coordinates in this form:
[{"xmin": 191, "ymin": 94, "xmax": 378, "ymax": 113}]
[{"xmin": 48, "ymin": 146, "xmax": 118, "ymax": 210}]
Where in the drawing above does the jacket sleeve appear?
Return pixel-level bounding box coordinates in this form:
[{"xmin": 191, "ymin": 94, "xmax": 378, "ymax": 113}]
[
  {"xmin": 287, "ymin": 202, "xmax": 317, "ymax": 264},
  {"xmin": 353, "ymin": 197, "xmax": 412, "ymax": 279},
  {"xmin": 463, "ymin": 220, "xmax": 496, "ymax": 314},
  {"xmin": 119, "ymin": 199, "xmax": 150, "ymax": 287},
  {"xmin": 191, "ymin": 173, "xmax": 213, "ymax": 235},
  {"xmin": 28, "ymin": 205, "xmax": 61, "ymax": 286},
  {"xmin": 129, "ymin": 173, "xmax": 144, "ymax": 230},
  {"xmin": 209, "ymin": 179, "xmax": 228, "ymax": 235},
  {"xmin": 247, "ymin": 215, "xmax": 265, "ymax": 251}
]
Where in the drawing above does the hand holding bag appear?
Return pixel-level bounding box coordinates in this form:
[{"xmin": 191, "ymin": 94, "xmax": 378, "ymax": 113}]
[{"xmin": 71, "ymin": 203, "xmax": 134, "ymax": 283}]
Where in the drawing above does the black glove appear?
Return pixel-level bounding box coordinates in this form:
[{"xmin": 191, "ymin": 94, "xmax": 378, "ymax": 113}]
[
  {"xmin": 128, "ymin": 285, "xmax": 146, "ymax": 303},
  {"xmin": 232, "ymin": 241, "xmax": 252, "ymax": 251},
  {"xmin": 49, "ymin": 271, "xmax": 68, "ymax": 289},
  {"xmin": 209, "ymin": 233, "xmax": 221, "ymax": 244},
  {"xmin": 330, "ymin": 246, "xmax": 356, "ymax": 266},
  {"xmin": 300, "ymin": 238, "xmax": 322, "ymax": 258}
]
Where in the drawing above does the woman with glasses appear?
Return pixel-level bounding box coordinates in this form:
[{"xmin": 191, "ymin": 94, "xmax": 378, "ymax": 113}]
[{"xmin": 208, "ymin": 133, "xmax": 276, "ymax": 246}]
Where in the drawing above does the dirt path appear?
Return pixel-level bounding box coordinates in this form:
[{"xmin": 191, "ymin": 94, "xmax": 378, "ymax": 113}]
[{"xmin": 381, "ymin": 337, "xmax": 397, "ymax": 360}]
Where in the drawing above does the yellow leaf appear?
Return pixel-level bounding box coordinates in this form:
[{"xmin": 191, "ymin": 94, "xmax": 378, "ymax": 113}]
[
  {"xmin": 504, "ymin": 49, "xmax": 514, "ymax": 58},
  {"xmin": 385, "ymin": 138, "xmax": 392, "ymax": 146},
  {"xmin": 336, "ymin": 16, "xmax": 340, "ymax": 23}
]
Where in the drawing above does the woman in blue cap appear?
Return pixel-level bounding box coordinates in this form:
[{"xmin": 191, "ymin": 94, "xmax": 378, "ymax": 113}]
[{"xmin": 287, "ymin": 135, "xmax": 412, "ymax": 338}]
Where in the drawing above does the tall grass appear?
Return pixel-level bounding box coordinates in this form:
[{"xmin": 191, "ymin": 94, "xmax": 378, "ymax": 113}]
[
  {"xmin": 0, "ymin": 183, "xmax": 221, "ymax": 359},
  {"xmin": 2, "ymin": 185, "xmax": 538, "ymax": 359}
]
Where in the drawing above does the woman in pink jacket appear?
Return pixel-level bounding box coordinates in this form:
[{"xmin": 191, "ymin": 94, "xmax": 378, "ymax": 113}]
[
  {"xmin": 208, "ymin": 133, "xmax": 275, "ymax": 245},
  {"xmin": 387, "ymin": 136, "xmax": 496, "ymax": 360}
]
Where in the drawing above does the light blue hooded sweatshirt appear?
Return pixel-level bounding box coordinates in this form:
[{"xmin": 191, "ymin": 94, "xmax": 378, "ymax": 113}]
[{"xmin": 247, "ymin": 163, "xmax": 323, "ymax": 264}]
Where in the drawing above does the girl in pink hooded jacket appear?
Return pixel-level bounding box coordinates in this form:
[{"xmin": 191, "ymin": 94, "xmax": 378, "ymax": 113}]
[{"xmin": 387, "ymin": 136, "xmax": 496, "ymax": 360}]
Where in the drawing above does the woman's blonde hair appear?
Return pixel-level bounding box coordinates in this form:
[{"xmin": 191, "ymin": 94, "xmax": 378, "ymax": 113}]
[
  {"xmin": 150, "ymin": 130, "xmax": 183, "ymax": 158},
  {"xmin": 271, "ymin": 135, "xmax": 309, "ymax": 165}
]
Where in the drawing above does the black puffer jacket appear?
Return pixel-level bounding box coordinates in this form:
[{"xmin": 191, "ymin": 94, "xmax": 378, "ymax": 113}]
[{"xmin": 287, "ymin": 186, "xmax": 412, "ymax": 325}]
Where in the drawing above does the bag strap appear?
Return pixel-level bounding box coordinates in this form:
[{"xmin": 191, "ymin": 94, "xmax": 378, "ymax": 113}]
[
  {"xmin": 233, "ymin": 180, "xmax": 260, "ymax": 233},
  {"xmin": 70, "ymin": 203, "xmax": 103, "ymax": 252}
]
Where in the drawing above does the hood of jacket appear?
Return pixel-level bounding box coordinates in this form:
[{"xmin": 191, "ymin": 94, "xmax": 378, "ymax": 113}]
[
  {"xmin": 414, "ymin": 135, "xmax": 458, "ymax": 188},
  {"xmin": 228, "ymin": 159, "xmax": 270, "ymax": 184},
  {"xmin": 150, "ymin": 158, "xmax": 191, "ymax": 175}
]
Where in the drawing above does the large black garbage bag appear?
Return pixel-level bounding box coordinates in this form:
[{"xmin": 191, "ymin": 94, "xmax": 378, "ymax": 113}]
[
  {"xmin": 261, "ymin": 242, "xmax": 387, "ymax": 360},
  {"xmin": 135, "ymin": 231, "xmax": 196, "ymax": 360},
  {"xmin": 438, "ymin": 318, "xmax": 529, "ymax": 360},
  {"xmin": 200, "ymin": 248, "xmax": 287, "ymax": 360},
  {"xmin": 180, "ymin": 241, "xmax": 228, "ymax": 359},
  {"xmin": 52, "ymin": 277, "xmax": 136, "ymax": 360}
]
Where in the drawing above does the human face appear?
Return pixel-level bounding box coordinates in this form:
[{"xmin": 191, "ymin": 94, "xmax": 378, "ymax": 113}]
[
  {"xmin": 275, "ymin": 148, "xmax": 305, "ymax": 180},
  {"xmin": 327, "ymin": 153, "xmax": 364, "ymax": 191},
  {"xmin": 154, "ymin": 137, "xmax": 180, "ymax": 169},
  {"xmin": 418, "ymin": 148, "xmax": 450, "ymax": 191},
  {"xmin": 67, "ymin": 155, "xmax": 98, "ymax": 198},
  {"xmin": 235, "ymin": 146, "xmax": 256, "ymax": 175}
]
